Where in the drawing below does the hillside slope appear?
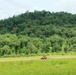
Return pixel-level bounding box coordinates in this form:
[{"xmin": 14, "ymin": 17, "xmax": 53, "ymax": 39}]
[{"xmin": 0, "ymin": 10, "xmax": 76, "ymax": 56}]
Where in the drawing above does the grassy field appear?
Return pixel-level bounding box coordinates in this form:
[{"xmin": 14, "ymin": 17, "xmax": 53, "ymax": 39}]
[{"xmin": 0, "ymin": 55, "xmax": 76, "ymax": 75}]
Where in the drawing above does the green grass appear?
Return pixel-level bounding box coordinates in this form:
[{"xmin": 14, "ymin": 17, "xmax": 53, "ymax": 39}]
[{"xmin": 0, "ymin": 58, "xmax": 76, "ymax": 75}]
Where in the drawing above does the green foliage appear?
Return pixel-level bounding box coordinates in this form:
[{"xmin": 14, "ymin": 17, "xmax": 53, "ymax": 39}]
[
  {"xmin": 0, "ymin": 10, "xmax": 76, "ymax": 56},
  {"xmin": 1, "ymin": 45, "xmax": 11, "ymax": 55}
]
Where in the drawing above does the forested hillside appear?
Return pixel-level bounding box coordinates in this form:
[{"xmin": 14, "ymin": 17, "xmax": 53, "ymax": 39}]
[{"xmin": 0, "ymin": 10, "xmax": 76, "ymax": 56}]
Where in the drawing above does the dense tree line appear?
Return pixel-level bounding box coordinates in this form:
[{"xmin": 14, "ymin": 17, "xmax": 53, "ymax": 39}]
[
  {"xmin": 0, "ymin": 33, "xmax": 76, "ymax": 56},
  {"xmin": 0, "ymin": 10, "xmax": 76, "ymax": 56}
]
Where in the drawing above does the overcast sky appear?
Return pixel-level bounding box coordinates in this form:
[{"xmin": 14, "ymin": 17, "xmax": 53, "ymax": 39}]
[{"xmin": 0, "ymin": 0, "xmax": 76, "ymax": 20}]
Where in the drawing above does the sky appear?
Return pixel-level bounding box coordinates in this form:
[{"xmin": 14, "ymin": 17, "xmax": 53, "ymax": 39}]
[{"xmin": 0, "ymin": 0, "xmax": 76, "ymax": 20}]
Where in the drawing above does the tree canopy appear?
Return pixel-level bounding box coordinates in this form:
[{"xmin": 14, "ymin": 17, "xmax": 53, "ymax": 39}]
[{"xmin": 0, "ymin": 10, "xmax": 76, "ymax": 56}]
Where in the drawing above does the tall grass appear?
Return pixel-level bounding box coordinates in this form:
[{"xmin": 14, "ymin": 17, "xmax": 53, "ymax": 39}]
[{"xmin": 0, "ymin": 58, "xmax": 76, "ymax": 75}]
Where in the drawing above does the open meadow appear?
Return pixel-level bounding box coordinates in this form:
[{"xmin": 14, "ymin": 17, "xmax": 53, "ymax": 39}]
[{"xmin": 0, "ymin": 55, "xmax": 76, "ymax": 75}]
